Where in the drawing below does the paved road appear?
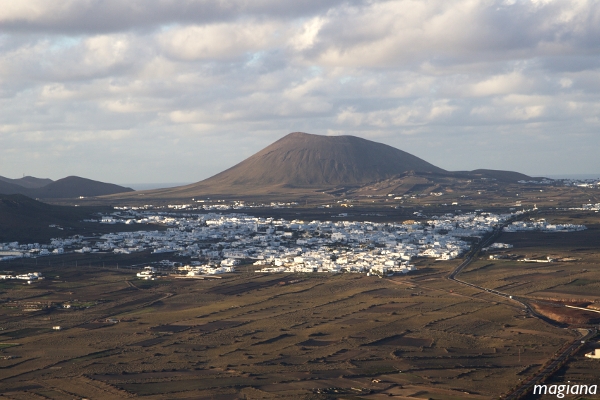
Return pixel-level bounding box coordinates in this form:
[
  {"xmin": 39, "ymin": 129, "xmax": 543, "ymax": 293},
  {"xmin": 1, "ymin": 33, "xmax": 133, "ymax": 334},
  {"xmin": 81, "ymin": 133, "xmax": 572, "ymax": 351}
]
[
  {"xmin": 446, "ymin": 217, "xmax": 597, "ymax": 400},
  {"xmin": 503, "ymin": 328, "xmax": 596, "ymax": 400}
]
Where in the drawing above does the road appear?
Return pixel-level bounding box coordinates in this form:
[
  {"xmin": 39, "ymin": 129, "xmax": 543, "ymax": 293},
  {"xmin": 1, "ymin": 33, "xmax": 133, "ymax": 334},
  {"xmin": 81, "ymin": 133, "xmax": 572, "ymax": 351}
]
[
  {"xmin": 446, "ymin": 218, "xmax": 597, "ymax": 400},
  {"xmin": 503, "ymin": 328, "xmax": 596, "ymax": 400}
]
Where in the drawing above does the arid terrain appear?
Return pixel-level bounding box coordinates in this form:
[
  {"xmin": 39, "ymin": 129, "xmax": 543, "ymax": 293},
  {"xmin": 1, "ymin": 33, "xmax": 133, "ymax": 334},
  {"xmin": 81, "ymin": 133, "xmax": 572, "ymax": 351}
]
[
  {"xmin": 1, "ymin": 132, "xmax": 600, "ymax": 399},
  {"xmin": 95, "ymin": 133, "xmax": 538, "ymax": 204},
  {"xmin": 1, "ymin": 210, "xmax": 599, "ymax": 399}
]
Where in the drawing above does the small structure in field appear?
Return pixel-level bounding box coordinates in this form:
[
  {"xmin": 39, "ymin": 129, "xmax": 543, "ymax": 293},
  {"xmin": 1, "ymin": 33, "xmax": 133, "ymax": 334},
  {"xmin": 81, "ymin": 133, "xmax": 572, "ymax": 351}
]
[{"xmin": 585, "ymin": 349, "xmax": 600, "ymax": 359}]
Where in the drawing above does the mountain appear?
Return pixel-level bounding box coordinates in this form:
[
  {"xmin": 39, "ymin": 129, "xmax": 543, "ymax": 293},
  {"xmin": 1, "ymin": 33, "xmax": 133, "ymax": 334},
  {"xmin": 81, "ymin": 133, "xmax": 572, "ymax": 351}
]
[
  {"xmin": 27, "ymin": 176, "xmax": 134, "ymax": 199},
  {"xmin": 105, "ymin": 132, "xmax": 532, "ymax": 201},
  {"xmin": 453, "ymin": 169, "xmax": 531, "ymax": 182},
  {"xmin": 204, "ymin": 132, "xmax": 445, "ymax": 187},
  {"xmin": 0, "ymin": 175, "xmax": 54, "ymax": 189},
  {"xmin": 0, "ymin": 176, "xmax": 134, "ymax": 199},
  {"xmin": 0, "ymin": 194, "xmax": 96, "ymax": 242},
  {"xmin": 0, "ymin": 180, "xmax": 26, "ymax": 195}
]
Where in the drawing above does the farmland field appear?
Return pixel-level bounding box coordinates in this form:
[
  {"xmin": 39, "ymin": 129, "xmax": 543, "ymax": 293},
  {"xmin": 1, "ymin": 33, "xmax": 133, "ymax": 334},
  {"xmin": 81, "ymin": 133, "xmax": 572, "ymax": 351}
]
[{"xmin": 1, "ymin": 210, "xmax": 600, "ymax": 399}]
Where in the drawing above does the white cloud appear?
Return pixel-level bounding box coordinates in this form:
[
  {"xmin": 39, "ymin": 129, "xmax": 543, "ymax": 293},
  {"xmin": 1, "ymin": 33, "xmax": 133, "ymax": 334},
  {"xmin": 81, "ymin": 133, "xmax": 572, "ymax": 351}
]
[
  {"xmin": 428, "ymin": 100, "xmax": 457, "ymax": 119},
  {"xmin": 559, "ymin": 78, "xmax": 573, "ymax": 88},
  {"xmin": 82, "ymin": 35, "xmax": 131, "ymax": 68},
  {"xmin": 470, "ymin": 72, "xmax": 531, "ymax": 96},
  {"xmin": 288, "ymin": 17, "xmax": 326, "ymax": 51},
  {"xmin": 1, "ymin": 0, "xmax": 600, "ymax": 181},
  {"xmin": 158, "ymin": 22, "xmax": 283, "ymax": 61}
]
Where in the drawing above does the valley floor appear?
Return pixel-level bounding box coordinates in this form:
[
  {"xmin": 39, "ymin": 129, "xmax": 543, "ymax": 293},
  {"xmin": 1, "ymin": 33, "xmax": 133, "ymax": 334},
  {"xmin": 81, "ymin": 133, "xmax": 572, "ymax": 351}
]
[{"xmin": 1, "ymin": 210, "xmax": 599, "ymax": 399}]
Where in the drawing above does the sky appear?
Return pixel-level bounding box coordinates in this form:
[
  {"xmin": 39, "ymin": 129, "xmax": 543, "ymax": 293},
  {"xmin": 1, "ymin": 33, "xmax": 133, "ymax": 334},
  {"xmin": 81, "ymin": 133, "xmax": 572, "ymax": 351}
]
[{"xmin": 1, "ymin": 0, "xmax": 600, "ymax": 185}]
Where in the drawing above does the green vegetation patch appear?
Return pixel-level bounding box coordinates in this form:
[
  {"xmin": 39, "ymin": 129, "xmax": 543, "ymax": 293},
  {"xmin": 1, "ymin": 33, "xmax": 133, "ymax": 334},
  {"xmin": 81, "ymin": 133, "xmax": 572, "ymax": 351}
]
[
  {"xmin": 297, "ymin": 339, "xmax": 335, "ymax": 347},
  {"xmin": 193, "ymin": 320, "xmax": 247, "ymax": 333},
  {"xmin": 364, "ymin": 334, "xmax": 432, "ymax": 347},
  {"xmin": 0, "ymin": 328, "xmax": 50, "ymax": 339},
  {"xmin": 252, "ymin": 333, "xmax": 294, "ymax": 346},
  {"xmin": 118, "ymin": 376, "xmax": 257, "ymax": 395},
  {"xmin": 567, "ymin": 278, "xmax": 597, "ymax": 286},
  {"xmin": 149, "ymin": 324, "xmax": 190, "ymax": 333},
  {"xmin": 62, "ymin": 348, "xmax": 122, "ymax": 363},
  {"xmin": 130, "ymin": 337, "xmax": 167, "ymax": 347}
]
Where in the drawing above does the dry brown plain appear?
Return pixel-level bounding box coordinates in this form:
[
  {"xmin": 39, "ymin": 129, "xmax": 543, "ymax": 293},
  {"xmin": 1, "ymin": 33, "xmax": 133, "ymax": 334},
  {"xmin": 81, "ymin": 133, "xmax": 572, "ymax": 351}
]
[
  {"xmin": 1, "ymin": 210, "xmax": 599, "ymax": 399},
  {"xmin": 461, "ymin": 210, "xmax": 600, "ymax": 305},
  {"xmin": 457, "ymin": 210, "xmax": 600, "ymax": 399},
  {"xmin": 0, "ymin": 256, "xmax": 579, "ymax": 400}
]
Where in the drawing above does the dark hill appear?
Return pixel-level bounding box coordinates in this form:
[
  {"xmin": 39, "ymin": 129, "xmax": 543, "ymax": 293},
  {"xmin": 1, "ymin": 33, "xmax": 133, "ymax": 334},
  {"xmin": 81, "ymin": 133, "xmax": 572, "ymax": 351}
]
[
  {"xmin": 0, "ymin": 175, "xmax": 53, "ymax": 189},
  {"xmin": 125, "ymin": 132, "xmax": 448, "ymax": 199},
  {"xmin": 203, "ymin": 132, "xmax": 446, "ymax": 187},
  {"xmin": 0, "ymin": 194, "xmax": 166, "ymax": 243},
  {"xmin": 0, "ymin": 194, "xmax": 96, "ymax": 242},
  {"xmin": 0, "ymin": 176, "xmax": 134, "ymax": 199},
  {"xmin": 0, "ymin": 180, "xmax": 26, "ymax": 195},
  {"xmin": 454, "ymin": 169, "xmax": 532, "ymax": 182},
  {"xmin": 27, "ymin": 176, "xmax": 134, "ymax": 199},
  {"xmin": 103, "ymin": 132, "xmax": 533, "ymax": 201}
]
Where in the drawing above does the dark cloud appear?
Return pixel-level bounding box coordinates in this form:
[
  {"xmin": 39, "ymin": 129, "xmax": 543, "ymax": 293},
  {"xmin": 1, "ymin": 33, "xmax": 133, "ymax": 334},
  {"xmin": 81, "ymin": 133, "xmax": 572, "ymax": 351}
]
[{"xmin": 0, "ymin": 0, "xmax": 364, "ymax": 34}]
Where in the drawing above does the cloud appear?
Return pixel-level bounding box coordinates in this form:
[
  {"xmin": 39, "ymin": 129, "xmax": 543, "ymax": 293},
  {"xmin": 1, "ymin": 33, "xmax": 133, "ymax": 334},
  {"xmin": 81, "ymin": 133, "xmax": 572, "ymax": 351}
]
[
  {"xmin": 469, "ymin": 72, "xmax": 531, "ymax": 97},
  {"xmin": 1, "ymin": 0, "xmax": 600, "ymax": 182},
  {"xmin": 303, "ymin": 0, "xmax": 600, "ymax": 68},
  {"xmin": 157, "ymin": 21, "xmax": 283, "ymax": 61},
  {"xmin": 0, "ymin": 0, "xmax": 356, "ymax": 34}
]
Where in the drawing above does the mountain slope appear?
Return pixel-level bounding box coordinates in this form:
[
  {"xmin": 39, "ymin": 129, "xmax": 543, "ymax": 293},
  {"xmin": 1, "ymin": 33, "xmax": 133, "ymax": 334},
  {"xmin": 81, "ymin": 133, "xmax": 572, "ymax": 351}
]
[
  {"xmin": 28, "ymin": 176, "xmax": 134, "ymax": 198},
  {"xmin": 0, "ymin": 175, "xmax": 54, "ymax": 189},
  {"xmin": 0, "ymin": 176, "xmax": 134, "ymax": 199},
  {"xmin": 202, "ymin": 132, "xmax": 445, "ymax": 187},
  {"xmin": 0, "ymin": 194, "xmax": 95, "ymax": 242},
  {"xmin": 204, "ymin": 132, "xmax": 446, "ymax": 187},
  {"xmin": 464, "ymin": 169, "xmax": 532, "ymax": 182},
  {"xmin": 0, "ymin": 180, "xmax": 27, "ymax": 195},
  {"xmin": 103, "ymin": 131, "xmax": 533, "ymax": 201},
  {"xmin": 123, "ymin": 132, "xmax": 448, "ymax": 199}
]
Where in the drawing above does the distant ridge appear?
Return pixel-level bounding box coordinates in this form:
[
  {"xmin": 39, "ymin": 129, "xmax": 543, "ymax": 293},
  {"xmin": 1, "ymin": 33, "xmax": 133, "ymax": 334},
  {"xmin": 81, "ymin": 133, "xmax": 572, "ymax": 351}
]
[
  {"xmin": 451, "ymin": 169, "xmax": 531, "ymax": 182},
  {"xmin": 106, "ymin": 132, "xmax": 532, "ymax": 201},
  {"xmin": 0, "ymin": 175, "xmax": 53, "ymax": 189},
  {"xmin": 0, "ymin": 175, "xmax": 134, "ymax": 199},
  {"xmin": 0, "ymin": 179, "xmax": 27, "ymax": 195},
  {"xmin": 30, "ymin": 176, "xmax": 134, "ymax": 198},
  {"xmin": 0, "ymin": 194, "xmax": 104, "ymax": 242}
]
